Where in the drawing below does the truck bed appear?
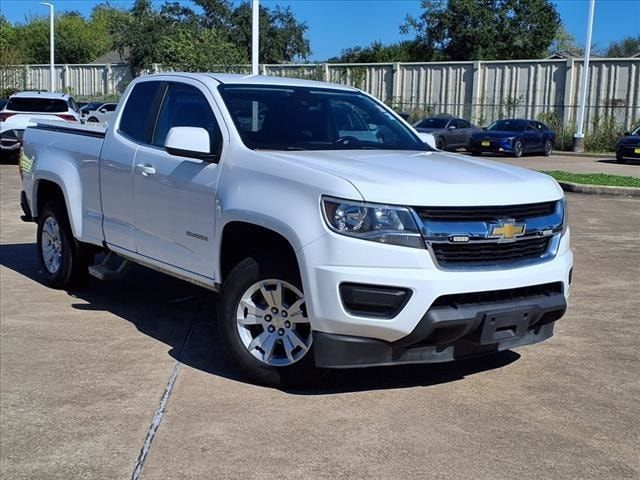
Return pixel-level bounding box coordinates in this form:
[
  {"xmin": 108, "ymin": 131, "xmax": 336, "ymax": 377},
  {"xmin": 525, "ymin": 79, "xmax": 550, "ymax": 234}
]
[{"xmin": 22, "ymin": 119, "xmax": 108, "ymax": 246}]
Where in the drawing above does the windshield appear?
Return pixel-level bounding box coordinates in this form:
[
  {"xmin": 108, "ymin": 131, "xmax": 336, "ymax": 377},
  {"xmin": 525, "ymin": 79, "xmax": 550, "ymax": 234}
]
[
  {"xmin": 218, "ymin": 85, "xmax": 427, "ymax": 151},
  {"xmin": 6, "ymin": 97, "xmax": 68, "ymax": 113},
  {"xmin": 487, "ymin": 120, "xmax": 527, "ymax": 132},
  {"xmin": 414, "ymin": 118, "xmax": 449, "ymax": 129},
  {"xmin": 632, "ymin": 126, "xmax": 640, "ymax": 136}
]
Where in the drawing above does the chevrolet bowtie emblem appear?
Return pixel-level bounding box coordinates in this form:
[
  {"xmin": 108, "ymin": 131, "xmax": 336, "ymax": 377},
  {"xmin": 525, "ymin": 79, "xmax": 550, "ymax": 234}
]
[{"xmin": 490, "ymin": 221, "xmax": 526, "ymax": 240}]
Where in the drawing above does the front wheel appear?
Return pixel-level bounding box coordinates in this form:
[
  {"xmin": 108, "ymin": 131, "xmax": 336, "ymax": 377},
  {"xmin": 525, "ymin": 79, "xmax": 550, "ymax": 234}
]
[
  {"xmin": 436, "ymin": 136, "xmax": 445, "ymax": 150},
  {"xmin": 37, "ymin": 201, "xmax": 90, "ymax": 289},
  {"xmin": 218, "ymin": 254, "xmax": 317, "ymax": 387},
  {"xmin": 512, "ymin": 140, "xmax": 524, "ymax": 158},
  {"xmin": 544, "ymin": 140, "xmax": 553, "ymax": 157}
]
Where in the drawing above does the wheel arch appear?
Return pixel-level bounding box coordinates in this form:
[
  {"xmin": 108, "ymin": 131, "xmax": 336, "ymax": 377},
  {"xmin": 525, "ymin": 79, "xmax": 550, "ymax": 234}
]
[
  {"xmin": 33, "ymin": 165, "xmax": 83, "ymax": 239},
  {"xmin": 218, "ymin": 218, "xmax": 302, "ymax": 285}
]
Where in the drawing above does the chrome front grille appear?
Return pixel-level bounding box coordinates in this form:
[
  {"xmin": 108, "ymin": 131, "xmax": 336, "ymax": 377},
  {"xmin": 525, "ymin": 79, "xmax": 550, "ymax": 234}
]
[{"xmin": 416, "ymin": 200, "xmax": 564, "ymax": 269}]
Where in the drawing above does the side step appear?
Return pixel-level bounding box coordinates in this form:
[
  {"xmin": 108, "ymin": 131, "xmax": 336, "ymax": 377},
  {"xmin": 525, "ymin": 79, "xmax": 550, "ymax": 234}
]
[{"xmin": 88, "ymin": 252, "xmax": 130, "ymax": 281}]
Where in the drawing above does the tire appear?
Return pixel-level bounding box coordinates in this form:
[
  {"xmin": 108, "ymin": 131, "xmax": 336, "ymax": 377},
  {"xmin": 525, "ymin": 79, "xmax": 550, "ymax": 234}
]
[
  {"xmin": 37, "ymin": 200, "xmax": 90, "ymax": 289},
  {"xmin": 616, "ymin": 150, "xmax": 626, "ymax": 164},
  {"xmin": 543, "ymin": 140, "xmax": 553, "ymax": 157},
  {"xmin": 512, "ymin": 139, "xmax": 524, "ymax": 158},
  {"xmin": 471, "ymin": 150, "xmax": 481, "ymax": 156},
  {"xmin": 218, "ymin": 254, "xmax": 318, "ymax": 387},
  {"xmin": 86, "ymin": 117, "xmax": 99, "ymax": 123},
  {"xmin": 436, "ymin": 136, "xmax": 445, "ymax": 150}
]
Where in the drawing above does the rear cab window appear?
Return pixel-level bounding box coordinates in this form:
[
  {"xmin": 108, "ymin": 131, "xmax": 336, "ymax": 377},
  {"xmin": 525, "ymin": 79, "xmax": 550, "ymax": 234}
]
[{"xmin": 118, "ymin": 81, "xmax": 165, "ymax": 143}]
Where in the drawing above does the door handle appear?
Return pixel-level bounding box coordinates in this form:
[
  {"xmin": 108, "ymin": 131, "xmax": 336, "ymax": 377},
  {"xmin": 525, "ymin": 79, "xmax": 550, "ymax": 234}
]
[{"xmin": 135, "ymin": 163, "xmax": 156, "ymax": 176}]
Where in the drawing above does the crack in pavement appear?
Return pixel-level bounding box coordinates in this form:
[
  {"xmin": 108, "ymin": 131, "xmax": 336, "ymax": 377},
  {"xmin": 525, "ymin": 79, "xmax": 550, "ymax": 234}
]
[{"xmin": 130, "ymin": 300, "xmax": 203, "ymax": 480}]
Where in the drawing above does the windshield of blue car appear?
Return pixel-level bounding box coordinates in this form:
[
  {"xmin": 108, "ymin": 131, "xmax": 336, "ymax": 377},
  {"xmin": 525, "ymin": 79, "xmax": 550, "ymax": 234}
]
[
  {"xmin": 6, "ymin": 97, "xmax": 68, "ymax": 113},
  {"xmin": 487, "ymin": 120, "xmax": 527, "ymax": 132},
  {"xmin": 633, "ymin": 126, "xmax": 640, "ymax": 136},
  {"xmin": 414, "ymin": 118, "xmax": 449, "ymax": 129},
  {"xmin": 218, "ymin": 85, "xmax": 428, "ymax": 151}
]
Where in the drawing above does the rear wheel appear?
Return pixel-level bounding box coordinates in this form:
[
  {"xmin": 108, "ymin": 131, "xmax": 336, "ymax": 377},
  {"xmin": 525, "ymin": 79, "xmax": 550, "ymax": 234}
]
[
  {"xmin": 37, "ymin": 201, "xmax": 90, "ymax": 289},
  {"xmin": 436, "ymin": 136, "xmax": 445, "ymax": 150},
  {"xmin": 471, "ymin": 150, "xmax": 481, "ymax": 156},
  {"xmin": 543, "ymin": 140, "xmax": 553, "ymax": 157},
  {"xmin": 512, "ymin": 140, "xmax": 524, "ymax": 158},
  {"xmin": 616, "ymin": 150, "xmax": 626, "ymax": 164},
  {"xmin": 218, "ymin": 254, "xmax": 317, "ymax": 387},
  {"xmin": 86, "ymin": 117, "xmax": 99, "ymax": 123}
]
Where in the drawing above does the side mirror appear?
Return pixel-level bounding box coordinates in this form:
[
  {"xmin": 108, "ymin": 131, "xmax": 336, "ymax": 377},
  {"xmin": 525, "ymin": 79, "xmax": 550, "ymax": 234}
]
[
  {"xmin": 164, "ymin": 126, "xmax": 215, "ymax": 161},
  {"xmin": 99, "ymin": 108, "xmax": 107, "ymax": 113},
  {"xmin": 623, "ymin": 131, "xmax": 630, "ymax": 136},
  {"xmin": 417, "ymin": 132, "xmax": 437, "ymax": 150},
  {"xmin": 482, "ymin": 127, "xmax": 487, "ymax": 131},
  {"xmin": 448, "ymin": 125, "xmax": 456, "ymax": 130},
  {"xmin": 368, "ymin": 123, "xmax": 377, "ymax": 131}
]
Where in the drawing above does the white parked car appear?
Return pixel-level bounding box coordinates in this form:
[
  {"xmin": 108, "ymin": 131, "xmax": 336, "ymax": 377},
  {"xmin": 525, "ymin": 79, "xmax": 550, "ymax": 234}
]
[
  {"xmin": 0, "ymin": 92, "xmax": 80, "ymax": 157},
  {"xmin": 20, "ymin": 74, "xmax": 572, "ymax": 386},
  {"xmin": 84, "ymin": 103, "xmax": 117, "ymax": 124}
]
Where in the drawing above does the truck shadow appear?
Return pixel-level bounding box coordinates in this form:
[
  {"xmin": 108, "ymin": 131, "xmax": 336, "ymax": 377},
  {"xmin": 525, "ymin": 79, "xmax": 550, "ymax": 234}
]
[{"xmin": 0, "ymin": 242, "xmax": 520, "ymax": 394}]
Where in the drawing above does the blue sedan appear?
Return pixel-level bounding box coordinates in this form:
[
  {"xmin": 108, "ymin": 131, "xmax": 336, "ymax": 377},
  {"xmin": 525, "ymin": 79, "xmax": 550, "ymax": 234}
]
[{"xmin": 470, "ymin": 119, "xmax": 555, "ymax": 158}]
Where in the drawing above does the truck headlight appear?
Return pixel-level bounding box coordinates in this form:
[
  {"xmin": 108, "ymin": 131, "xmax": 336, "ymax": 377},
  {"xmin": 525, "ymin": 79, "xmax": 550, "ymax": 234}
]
[{"xmin": 321, "ymin": 197, "xmax": 424, "ymax": 249}]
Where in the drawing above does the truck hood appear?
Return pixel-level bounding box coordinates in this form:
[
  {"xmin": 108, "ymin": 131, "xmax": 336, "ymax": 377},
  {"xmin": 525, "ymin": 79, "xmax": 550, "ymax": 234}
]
[{"xmin": 261, "ymin": 149, "xmax": 563, "ymax": 206}]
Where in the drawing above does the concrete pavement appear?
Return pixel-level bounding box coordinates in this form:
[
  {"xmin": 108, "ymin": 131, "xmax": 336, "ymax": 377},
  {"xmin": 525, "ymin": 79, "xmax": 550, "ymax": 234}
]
[
  {"xmin": 465, "ymin": 151, "xmax": 640, "ymax": 177},
  {"xmin": 1, "ymin": 163, "xmax": 639, "ymax": 479}
]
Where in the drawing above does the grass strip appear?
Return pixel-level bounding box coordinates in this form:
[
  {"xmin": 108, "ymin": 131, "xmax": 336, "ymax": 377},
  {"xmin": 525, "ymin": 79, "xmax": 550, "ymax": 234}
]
[{"xmin": 541, "ymin": 171, "xmax": 640, "ymax": 188}]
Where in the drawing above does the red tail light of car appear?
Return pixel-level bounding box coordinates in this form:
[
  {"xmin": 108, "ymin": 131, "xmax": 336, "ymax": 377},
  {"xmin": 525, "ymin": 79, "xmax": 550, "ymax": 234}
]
[
  {"xmin": 56, "ymin": 114, "xmax": 78, "ymax": 122},
  {"xmin": 0, "ymin": 112, "xmax": 16, "ymax": 122}
]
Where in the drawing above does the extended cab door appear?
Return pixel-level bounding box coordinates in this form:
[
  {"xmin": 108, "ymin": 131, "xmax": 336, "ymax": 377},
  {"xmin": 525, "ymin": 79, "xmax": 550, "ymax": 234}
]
[
  {"xmin": 100, "ymin": 80, "xmax": 166, "ymax": 251},
  {"xmin": 132, "ymin": 80, "xmax": 223, "ymax": 279}
]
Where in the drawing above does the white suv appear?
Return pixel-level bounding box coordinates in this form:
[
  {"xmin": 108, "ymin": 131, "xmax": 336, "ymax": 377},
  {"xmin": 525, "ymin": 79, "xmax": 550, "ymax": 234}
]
[
  {"xmin": 84, "ymin": 103, "xmax": 117, "ymax": 124},
  {"xmin": 0, "ymin": 92, "xmax": 80, "ymax": 157}
]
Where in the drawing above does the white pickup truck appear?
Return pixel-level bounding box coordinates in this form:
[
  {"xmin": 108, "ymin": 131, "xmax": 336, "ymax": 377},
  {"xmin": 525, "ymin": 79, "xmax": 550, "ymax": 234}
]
[{"xmin": 20, "ymin": 73, "xmax": 572, "ymax": 386}]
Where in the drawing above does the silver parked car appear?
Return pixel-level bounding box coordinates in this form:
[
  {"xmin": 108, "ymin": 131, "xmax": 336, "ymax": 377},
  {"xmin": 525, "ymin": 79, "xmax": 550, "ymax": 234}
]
[{"xmin": 413, "ymin": 116, "xmax": 481, "ymax": 151}]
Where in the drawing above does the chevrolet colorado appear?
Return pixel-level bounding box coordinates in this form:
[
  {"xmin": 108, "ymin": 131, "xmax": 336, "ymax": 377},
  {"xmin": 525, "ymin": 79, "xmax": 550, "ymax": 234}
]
[{"xmin": 20, "ymin": 73, "xmax": 572, "ymax": 386}]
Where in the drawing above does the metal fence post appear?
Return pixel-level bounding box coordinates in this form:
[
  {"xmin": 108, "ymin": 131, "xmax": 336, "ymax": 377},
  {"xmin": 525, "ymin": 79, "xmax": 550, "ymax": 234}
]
[
  {"xmin": 392, "ymin": 62, "xmax": 402, "ymax": 105},
  {"xmin": 562, "ymin": 58, "xmax": 575, "ymax": 130},
  {"xmin": 471, "ymin": 60, "xmax": 483, "ymax": 123}
]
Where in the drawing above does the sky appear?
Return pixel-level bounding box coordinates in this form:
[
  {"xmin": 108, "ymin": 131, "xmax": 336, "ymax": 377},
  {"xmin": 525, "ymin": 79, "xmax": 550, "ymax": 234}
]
[{"xmin": 1, "ymin": 0, "xmax": 639, "ymax": 61}]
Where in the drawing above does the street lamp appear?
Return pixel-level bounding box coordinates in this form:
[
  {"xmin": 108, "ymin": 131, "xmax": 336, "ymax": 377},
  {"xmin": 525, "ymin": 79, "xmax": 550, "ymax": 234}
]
[
  {"xmin": 573, "ymin": 0, "xmax": 596, "ymax": 152},
  {"xmin": 41, "ymin": 2, "xmax": 55, "ymax": 92},
  {"xmin": 252, "ymin": 0, "xmax": 259, "ymax": 75}
]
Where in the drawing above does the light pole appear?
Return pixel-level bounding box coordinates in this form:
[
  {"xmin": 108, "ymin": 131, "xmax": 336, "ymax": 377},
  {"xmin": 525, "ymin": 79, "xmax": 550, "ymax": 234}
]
[
  {"xmin": 252, "ymin": 0, "xmax": 259, "ymax": 76},
  {"xmin": 41, "ymin": 2, "xmax": 55, "ymax": 92},
  {"xmin": 573, "ymin": 0, "xmax": 596, "ymax": 152}
]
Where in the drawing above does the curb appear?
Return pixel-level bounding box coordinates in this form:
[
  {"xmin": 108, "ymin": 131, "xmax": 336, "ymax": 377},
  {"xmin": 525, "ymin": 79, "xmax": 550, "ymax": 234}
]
[
  {"xmin": 551, "ymin": 151, "xmax": 614, "ymax": 159},
  {"xmin": 556, "ymin": 181, "xmax": 640, "ymax": 197}
]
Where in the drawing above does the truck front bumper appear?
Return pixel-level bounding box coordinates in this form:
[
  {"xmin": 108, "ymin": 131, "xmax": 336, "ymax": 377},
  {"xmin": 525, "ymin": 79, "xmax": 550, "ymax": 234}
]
[
  {"xmin": 299, "ymin": 227, "xmax": 572, "ymax": 368},
  {"xmin": 313, "ymin": 289, "xmax": 565, "ymax": 368}
]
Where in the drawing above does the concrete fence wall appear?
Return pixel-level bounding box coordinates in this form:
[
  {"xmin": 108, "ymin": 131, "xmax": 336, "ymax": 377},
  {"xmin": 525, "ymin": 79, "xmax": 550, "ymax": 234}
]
[{"xmin": 2, "ymin": 58, "xmax": 639, "ymax": 130}]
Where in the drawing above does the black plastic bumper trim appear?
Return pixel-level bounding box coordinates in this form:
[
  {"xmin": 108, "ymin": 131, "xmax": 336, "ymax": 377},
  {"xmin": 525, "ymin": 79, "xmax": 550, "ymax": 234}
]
[
  {"xmin": 339, "ymin": 282, "xmax": 412, "ymax": 319},
  {"xmin": 313, "ymin": 292, "xmax": 566, "ymax": 369}
]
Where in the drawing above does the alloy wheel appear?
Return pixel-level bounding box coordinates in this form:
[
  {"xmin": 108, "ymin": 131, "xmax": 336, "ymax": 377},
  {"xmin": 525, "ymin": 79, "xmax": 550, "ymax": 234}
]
[{"xmin": 235, "ymin": 279, "xmax": 312, "ymax": 367}]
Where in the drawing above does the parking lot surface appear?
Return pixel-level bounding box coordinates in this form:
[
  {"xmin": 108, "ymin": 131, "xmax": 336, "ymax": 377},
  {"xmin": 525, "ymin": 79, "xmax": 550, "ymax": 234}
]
[
  {"xmin": 1, "ymin": 163, "xmax": 639, "ymax": 479},
  {"xmin": 461, "ymin": 151, "xmax": 640, "ymax": 177}
]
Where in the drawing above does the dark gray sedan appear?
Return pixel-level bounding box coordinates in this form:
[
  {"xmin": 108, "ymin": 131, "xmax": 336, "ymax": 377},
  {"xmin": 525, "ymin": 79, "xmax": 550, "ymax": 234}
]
[{"xmin": 413, "ymin": 116, "xmax": 481, "ymax": 151}]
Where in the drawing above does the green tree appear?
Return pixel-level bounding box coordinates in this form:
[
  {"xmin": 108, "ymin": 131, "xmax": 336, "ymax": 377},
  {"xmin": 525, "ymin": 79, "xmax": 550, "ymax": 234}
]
[
  {"xmin": 329, "ymin": 41, "xmax": 419, "ymax": 63},
  {"xmin": 402, "ymin": 0, "xmax": 561, "ymax": 61},
  {"xmin": 604, "ymin": 35, "xmax": 640, "ymax": 57},
  {"xmin": 548, "ymin": 24, "xmax": 583, "ymax": 56},
  {"xmin": 10, "ymin": 11, "xmax": 113, "ymax": 64},
  {"xmin": 227, "ymin": 3, "xmax": 310, "ymax": 63}
]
